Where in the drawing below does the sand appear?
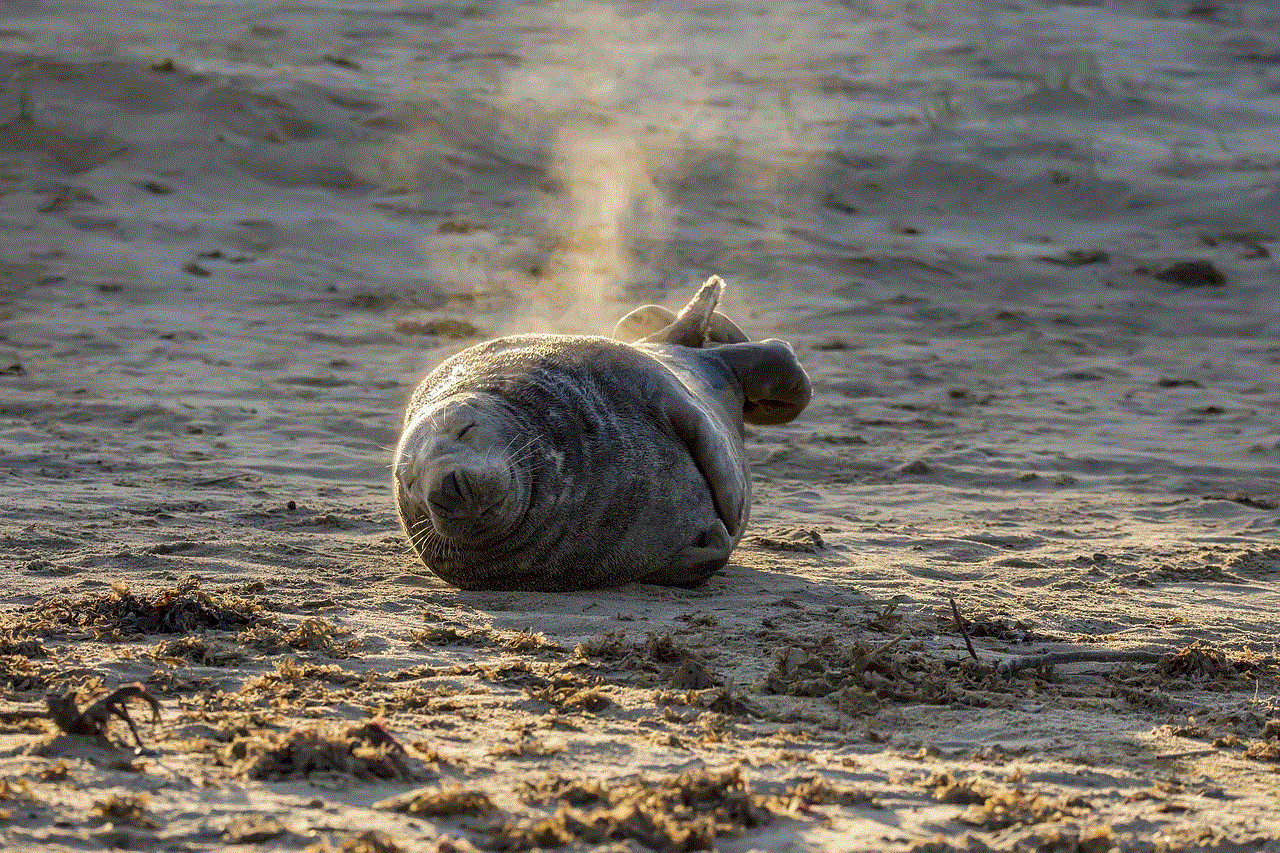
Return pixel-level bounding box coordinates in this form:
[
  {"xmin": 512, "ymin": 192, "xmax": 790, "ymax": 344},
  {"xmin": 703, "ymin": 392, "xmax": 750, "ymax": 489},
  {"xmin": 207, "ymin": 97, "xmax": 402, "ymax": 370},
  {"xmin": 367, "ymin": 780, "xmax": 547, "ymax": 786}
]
[{"xmin": 1, "ymin": 0, "xmax": 1279, "ymax": 850}]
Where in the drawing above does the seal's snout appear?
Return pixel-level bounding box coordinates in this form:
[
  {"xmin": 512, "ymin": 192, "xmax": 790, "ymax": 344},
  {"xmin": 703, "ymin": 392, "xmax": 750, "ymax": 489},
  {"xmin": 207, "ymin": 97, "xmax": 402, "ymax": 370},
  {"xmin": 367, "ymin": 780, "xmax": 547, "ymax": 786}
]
[
  {"xmin": 395, "ymin": 393, "xmax": 526, "ymax": 545},
  {"xmin": 400, "ymin": 448, "xmax": 510, "ymax": 535},
  {"xmin": 426, "ymin": 467, "xmax": 484, "ymax": 519}
]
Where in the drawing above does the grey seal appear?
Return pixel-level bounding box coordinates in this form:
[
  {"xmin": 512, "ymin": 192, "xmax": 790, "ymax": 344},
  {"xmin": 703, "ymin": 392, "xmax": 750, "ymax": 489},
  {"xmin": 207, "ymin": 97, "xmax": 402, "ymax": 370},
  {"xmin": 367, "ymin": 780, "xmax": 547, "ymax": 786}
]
[{"xmin": 393, "ymin": 276, "xmax": 811, "ymax": 591}]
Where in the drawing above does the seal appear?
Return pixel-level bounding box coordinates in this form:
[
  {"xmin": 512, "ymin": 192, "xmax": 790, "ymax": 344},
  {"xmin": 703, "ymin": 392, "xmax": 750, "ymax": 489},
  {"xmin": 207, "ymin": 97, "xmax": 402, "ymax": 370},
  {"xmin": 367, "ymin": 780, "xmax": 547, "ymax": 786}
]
[{"xmin": 393, "ymin": 276, "xmax": 811, "ymax": 591}]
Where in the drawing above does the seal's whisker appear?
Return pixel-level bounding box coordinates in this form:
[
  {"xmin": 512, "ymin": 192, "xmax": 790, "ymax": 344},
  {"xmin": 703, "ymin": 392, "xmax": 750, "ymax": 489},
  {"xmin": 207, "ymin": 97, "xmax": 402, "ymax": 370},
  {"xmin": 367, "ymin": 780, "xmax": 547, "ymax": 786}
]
[
  {"xmin": 503, "ymin": 434, "xmax": 538, "ymax": 460},
  {"xmin": 503, "ymin": 436, "xmax": 541, "ymax": 468}
]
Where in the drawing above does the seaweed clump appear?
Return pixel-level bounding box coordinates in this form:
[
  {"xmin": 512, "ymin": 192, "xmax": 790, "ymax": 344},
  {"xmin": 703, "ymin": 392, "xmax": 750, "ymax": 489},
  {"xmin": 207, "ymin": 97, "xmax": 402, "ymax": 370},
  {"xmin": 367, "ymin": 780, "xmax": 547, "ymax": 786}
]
[
  {"xmin": 35, "ymin": 579, "xmax": 264, "ymax": 636},
  {"xmin": 762, "ymin": 638, "xmax": 1005, "ymax": 712},
  {"xmin": 221, "ymin": 720, "xmax": 430, "ymax": 782},
  {"xmin": 494, "ymin": 765, "xmax": 874, "ymax": 851}
]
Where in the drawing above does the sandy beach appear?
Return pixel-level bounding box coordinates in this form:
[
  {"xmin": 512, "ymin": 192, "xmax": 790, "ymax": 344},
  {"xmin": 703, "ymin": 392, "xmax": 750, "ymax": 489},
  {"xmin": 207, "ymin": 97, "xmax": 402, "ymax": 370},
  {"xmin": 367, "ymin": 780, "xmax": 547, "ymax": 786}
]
[{"xmin": 1, "ymin": 0, "xmax": 1279, "ymax": 850}]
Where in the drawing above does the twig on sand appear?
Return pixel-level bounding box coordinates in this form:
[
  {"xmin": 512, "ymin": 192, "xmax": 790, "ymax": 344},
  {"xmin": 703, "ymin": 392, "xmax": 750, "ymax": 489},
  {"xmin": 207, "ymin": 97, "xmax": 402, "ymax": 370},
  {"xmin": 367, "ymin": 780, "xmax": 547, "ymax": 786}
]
[
  {"xmin": 949, "ymin": 597, "xmax": 979, "ymax": 662},
  {"xmin": 191, "ymin": 472, "xmax": 250, "ymax": 488},
  {"xmin": 867, "ymin": 631, "xmax": 910, "ymax": 664},
  {"xmin": 997, "ymin": 649, "xmax": 1166, "ymax": 676},
  {"xmin": 848, "ymin": 631, "xmax": 911, "ymax": 674}
]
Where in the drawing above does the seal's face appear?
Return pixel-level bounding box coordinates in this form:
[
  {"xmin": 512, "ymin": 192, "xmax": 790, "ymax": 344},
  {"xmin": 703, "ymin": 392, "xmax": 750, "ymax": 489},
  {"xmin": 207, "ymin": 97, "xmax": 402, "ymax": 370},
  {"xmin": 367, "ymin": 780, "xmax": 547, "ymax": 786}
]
[{"xmin": 395, "ymin": 393, "xmax": 528, "ymax": 554}]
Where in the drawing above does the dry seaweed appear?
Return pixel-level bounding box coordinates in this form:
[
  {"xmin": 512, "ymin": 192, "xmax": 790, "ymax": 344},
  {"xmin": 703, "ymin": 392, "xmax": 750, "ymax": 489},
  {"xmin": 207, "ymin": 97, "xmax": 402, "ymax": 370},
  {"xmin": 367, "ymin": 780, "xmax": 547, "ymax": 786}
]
[
  {"xmin": 489, "ymin": 734, "xmax": 564, "ymax": 758},
  {"xmin": 221, "ymin": 719, "xmax": 430, "ymax": 781},
  {"xmin": 574, "ymin": 631, "xmax": 689, "ymax": 667},
  {"xmin": 307, "ymin": 829, "xmax": 414, "ymax": 853},
  {"xmin": 232, "ymin": 659, "xmax": 373, "ymax": 713},
  {"xmin": 525, "ymin": 673, "xmax": 612, "ymax": 713},
  {"xmin": 240, "ymin": 618, "xmax": 364, "ymax": 657},
  {"xmin": 0, "ymin": 622, "xmax": 47, "ymax": 657},
  {"xmin": 1157, "ymin": 641, "xmax": 1269, "ymax": 683},
  {"xmin": 748, "ymin": 526, "xmax": 825, "ymax": 553},
  {"xmin": 493, "ymin": 765, "xmax": 769, "ymax": 852},
  {"xmin": 149, "ymin": 635, "xmax": 246, "ymax": 666},
  {"xmin": 376, "ymin": 784, "xmax": 496, "ymax": 816},
  {"xmin": 34, "ymin": 579, "xmax": 264, "ymax": 636},
  {"xmin": 498, "ymin": 765, "xmax": 876, "ymax": 852},
  {"xmin": 920, "ymin": 772, "xmax": 1090, "ymax": 830},
  {"xmin": 414, "ymin": 612, "xmax": 564, "ymax": 655},
  {"xmin": 763, "ymin": 637, "xmax": 1005, "ymax": 710},
  {"xmin": 1153, "ymin": 258, "xmax": 1225, "ymax": 286},
  {"xmin": 93, "ymin": 792, "xmax": 159, "ymax": 828},
  {"xmin": 222, "ymin": 815, "xmax": 289, "ymax": 844}
]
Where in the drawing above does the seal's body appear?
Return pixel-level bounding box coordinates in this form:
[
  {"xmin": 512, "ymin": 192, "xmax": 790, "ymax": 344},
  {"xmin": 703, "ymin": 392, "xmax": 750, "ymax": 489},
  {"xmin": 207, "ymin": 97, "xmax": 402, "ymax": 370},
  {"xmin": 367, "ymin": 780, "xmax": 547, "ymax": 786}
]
[{"xmin": 394, "ymin": 277, "xmax": 810, "ymax": 591}]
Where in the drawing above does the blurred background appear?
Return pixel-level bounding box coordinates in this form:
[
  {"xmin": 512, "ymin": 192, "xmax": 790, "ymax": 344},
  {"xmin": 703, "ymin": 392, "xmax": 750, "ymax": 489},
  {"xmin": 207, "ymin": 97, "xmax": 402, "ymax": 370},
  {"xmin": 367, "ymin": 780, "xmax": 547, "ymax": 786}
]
[
  {"xmin": 3, "ymin": 0, "xmax": 1276, "ymax": 335},
  {"xmin": 0, "ymin": 1, "xmax": 1276, "ymax": 524}
]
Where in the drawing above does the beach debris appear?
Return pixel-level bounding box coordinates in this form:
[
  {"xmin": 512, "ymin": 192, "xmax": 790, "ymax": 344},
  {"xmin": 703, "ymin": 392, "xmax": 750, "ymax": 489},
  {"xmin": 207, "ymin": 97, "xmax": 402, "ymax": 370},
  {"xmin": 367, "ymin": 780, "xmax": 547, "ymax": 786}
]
[
  {"xmin": 376, "ymin": 783, "xmax": 496, "ymax": 816},
  {"xmin": 36, "ymin": 578, "xmax": 263, "ymax": 636},
  {"xmin": 1155, "ymin": 702, "xmax": 1280, "ymax": 763},
  {"xmin": 997, "ymin": 649, "xmax": 1165, "ymax": 676},
  {"xmin": 949, "ymin": 598, "xmax": 979, "ymax": 662},
  {"xmin": 1036, "ymin": 248, "xmax": 1110, "ymax": 267},
  {"xmin": 221, "ymin": 815, "xmax": 289, "ymax": 844},
  {"xmin": 919, "ymin": 770, "xmax": 1091, "ymax": 830},
  {"xmin": 763, "ymin": 631, "xmax": 999, "ymax": 710},
  {"xmin": 669, "ymin": 658, "xmax": 716, "ymax": 690},
  {"xmin": 525, "ymin": 673, "xmax": 611, "ymax": 713},
  {"xmin": 1203, "ymin": 492, "xmax": 1279, "ymax": 510},
  {"xmin": 239, "ymin": 617, "xmax": 365, "ymax": 658},
  {"xmin": 393, "ymin": 318, "xmax": 479, "ymax": 338},
  {"xmin": 1153, "ymin": 259, "xmax": 1225, "ymax": 286},
  {"xmin": 311, "ymin": 829, "xmax": 418, "ymax": 853},
  {"xmin": 497, "ymin": 765, "xmax": 876, "ymax": 851},
  {"xmin": 93, "ymin": 792, "xmax": 159, "ymax": 828},
  {"xmin": 748, "ymin": 526, "xmax": 825, "ymax": 553},
  {"xmin": 150, "ymin": 635, "xmax": 246, "ymax": 666},
  {"xmin": 1000, "ymin": 640, "xmax": 1278, "ymax": 681},
  {"xmin": 46, "ymin": 682, "xmax": 162, "ymax": 751},
  {"xmin": 221, "ymin": 718, "xmax": 430, "ymax": 781}
]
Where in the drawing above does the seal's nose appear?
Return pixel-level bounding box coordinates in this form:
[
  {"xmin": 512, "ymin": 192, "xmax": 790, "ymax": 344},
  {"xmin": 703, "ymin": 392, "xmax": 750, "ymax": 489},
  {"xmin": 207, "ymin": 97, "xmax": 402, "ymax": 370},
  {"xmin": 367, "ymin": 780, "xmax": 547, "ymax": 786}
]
[{"xmin": 427, "ymin": 468, "xmax": 472, "ymax": 518}]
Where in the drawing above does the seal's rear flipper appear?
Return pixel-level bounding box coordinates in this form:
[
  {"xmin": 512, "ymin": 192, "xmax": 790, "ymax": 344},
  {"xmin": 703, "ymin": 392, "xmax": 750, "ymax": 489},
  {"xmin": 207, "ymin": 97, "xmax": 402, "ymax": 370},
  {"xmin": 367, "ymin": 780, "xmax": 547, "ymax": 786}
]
[
  {"xmin": 656, "ymin": 275, "xmax": 721, "ymax": 346},
  {"xmin": 716, "ymin": 339, "xmax": 812, "ymax": 425},
  {"xmin": 640, "ymin": 520, "xmax": 732, "ymax": 587},
  {"xmin": 613, "ymin": 276, "xmax": 749, "ymax": 346}
]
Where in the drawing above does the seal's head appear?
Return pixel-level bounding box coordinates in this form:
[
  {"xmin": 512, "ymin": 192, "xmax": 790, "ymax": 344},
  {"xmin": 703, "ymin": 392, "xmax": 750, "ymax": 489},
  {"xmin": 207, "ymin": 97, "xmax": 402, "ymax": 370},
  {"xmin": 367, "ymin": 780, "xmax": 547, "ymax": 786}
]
[{"xmin": 394, "ymin": 392, "xmax": 530, "ymax": 558}]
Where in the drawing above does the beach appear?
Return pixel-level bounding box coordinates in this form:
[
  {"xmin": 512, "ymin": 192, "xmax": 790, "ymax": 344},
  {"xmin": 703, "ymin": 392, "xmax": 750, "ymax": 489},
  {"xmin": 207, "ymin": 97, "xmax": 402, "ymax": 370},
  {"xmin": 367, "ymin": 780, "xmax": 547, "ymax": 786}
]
[{"xmin": 1, "ymin": 1, "xmax": 1279, "ymax": 850}]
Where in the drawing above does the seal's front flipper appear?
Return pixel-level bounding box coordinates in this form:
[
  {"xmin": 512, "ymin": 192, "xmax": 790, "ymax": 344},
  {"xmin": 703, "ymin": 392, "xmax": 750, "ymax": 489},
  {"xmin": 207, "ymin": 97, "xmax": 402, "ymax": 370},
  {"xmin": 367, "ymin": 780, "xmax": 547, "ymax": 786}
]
[
  {"xmin": 641, "ymin": 520, "xmax": 733, "ymax": 587},
  {"xmin": 716, "ymin": 339, "xmax": 812, "ymax": 425},
  {"xmin": 662, "ymin": 387, "xmax": 748, "ymax": 537},
  {"xmin": 651, "ymin": 275, "xmax": 721, "ymax": 346}
]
